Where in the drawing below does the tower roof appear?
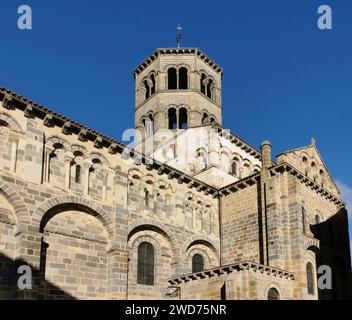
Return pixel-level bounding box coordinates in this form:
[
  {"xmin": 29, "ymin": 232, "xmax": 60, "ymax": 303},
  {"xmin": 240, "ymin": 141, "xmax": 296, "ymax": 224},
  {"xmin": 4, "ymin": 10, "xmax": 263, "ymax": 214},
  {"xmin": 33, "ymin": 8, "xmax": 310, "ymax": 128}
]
[{"xmin": 133, "ymin": 48, "xmax": 223, "ymax": 78}]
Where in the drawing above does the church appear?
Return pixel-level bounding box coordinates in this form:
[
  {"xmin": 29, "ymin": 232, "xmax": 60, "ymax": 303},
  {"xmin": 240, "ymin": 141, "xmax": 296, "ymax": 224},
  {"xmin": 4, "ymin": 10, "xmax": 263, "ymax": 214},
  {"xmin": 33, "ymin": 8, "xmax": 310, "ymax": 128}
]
[{"xmin": 0, "ymin": 47, "xmax": 351, "ymax": 300}]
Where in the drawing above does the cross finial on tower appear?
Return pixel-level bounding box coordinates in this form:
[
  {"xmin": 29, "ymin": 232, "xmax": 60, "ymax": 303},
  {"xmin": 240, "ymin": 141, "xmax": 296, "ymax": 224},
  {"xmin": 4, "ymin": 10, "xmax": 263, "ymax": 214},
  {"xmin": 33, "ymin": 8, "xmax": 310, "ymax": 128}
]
[{"xmin": 176, "ymin": 24, "xmax": 182, "ymax": 48}]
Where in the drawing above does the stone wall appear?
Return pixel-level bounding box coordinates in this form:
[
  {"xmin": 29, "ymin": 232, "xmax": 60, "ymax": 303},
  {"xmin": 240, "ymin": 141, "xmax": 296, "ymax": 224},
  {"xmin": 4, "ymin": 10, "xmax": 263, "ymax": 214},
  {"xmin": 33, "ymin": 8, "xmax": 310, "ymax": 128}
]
[
  {"xmin": 0, "ymin": 100, "xmax": 220, "ymax": 300},
  {"xmin": 175, "ymin": 263, "xmax": 295, "ymax": 300}
]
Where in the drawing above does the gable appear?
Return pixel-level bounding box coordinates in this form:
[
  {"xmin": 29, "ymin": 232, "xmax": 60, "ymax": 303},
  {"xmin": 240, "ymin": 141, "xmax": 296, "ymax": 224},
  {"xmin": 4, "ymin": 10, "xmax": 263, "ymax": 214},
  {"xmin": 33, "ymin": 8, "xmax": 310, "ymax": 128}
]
[{"xmin": 277, "ymin": 143, "xmax": 340, "ymax": 196}]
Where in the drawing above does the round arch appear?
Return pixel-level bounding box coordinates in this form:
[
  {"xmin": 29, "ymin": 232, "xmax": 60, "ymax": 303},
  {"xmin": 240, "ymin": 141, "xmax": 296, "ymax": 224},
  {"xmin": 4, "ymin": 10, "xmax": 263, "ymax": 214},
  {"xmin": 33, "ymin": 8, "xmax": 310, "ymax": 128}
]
[
  {"xmin": 34, "ymin": 196, "xmax": 114, "ymax": 238},
  {"xmin": 128, "ymin": 218, "xmax": 180, "ymax": 259},
  {"xmin": 0, "ymin": 180, "xmax": 30, "ymax": 225},
  {"xmin": 182, "ymin": 236, "xmax": 220, "ymax": 263},
  {"xmin": 0, "ymin": 112, "xmax": 23, "ymax": 133},
  {"xmin": 264, "ymin": 283, "xmax": 281, "ymax": 300},
  {"xmin": 45, "ymin": 135, "xmax": 70, "ymax": 151}
]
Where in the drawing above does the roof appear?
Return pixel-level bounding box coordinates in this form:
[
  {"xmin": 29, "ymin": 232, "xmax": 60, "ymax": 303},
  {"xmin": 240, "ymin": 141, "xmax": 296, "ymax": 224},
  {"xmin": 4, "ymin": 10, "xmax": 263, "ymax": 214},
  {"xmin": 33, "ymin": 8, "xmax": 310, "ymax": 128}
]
[
  {"xmin": 133, "ymin": 48, "xmax": 223, "ymax": 77},
  {"xmin": 0, "ymin": 87, "xmax": 219, "ymax": 197}
]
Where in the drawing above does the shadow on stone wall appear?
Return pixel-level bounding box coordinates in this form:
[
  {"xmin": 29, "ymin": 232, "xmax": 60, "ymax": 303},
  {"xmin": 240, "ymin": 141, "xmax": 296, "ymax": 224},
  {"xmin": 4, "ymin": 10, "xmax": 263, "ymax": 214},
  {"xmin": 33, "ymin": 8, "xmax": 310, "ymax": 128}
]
[
  {"xmin": 0, "ymin": 251, "xmax": 75, "ymax": 300},
  {"xmin": 311, "ymin": 208, "xmax": 352, "ymax": 300}
]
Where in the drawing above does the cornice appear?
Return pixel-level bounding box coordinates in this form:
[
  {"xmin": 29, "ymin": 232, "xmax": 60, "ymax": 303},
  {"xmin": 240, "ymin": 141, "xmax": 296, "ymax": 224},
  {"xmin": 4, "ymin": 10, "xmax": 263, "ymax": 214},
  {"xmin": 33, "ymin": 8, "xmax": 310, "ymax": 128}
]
[
  {"xmin": 0, "ymin": 88, "xmax": 218, "ymax": 198},
  {"xmin": 269, "ymin": 162, "xmax": 344, "ymax": 207},
  {"xmin": 133, "ymin": 48, "xmax": 223, "ymax": 77},
  {"xmin": 218, "ymin": 162, "xmax": 344, "ymax": 207},
  {"xmin": 213, "ymin": 124, "xmax": 263, "ymax": 160},
  {"xmin": 168, "ymin": 261, "xmax": 295, "ymax": 285}
]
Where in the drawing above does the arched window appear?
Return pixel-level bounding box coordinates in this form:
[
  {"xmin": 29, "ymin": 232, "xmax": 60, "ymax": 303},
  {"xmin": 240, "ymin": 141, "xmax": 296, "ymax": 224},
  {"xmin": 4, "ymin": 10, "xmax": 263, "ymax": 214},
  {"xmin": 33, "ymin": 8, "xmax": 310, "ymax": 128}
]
[
  {"xmin": 192, "ymin": 254, "xmax": 204, "ymax": 273},
  {"xmin": 207, "ymin": 79, "xmax": 214, "ymax": 99},
  {"xmin": 231, "ymin": 161, "xmax": 237, "ymax": 176},
  {"xmin": 306, "ymin": 262, "xmax": 315, "ymax": 295},
  {"xmin": 168, "ymin": 68, "xmax": 177, "ymax": 89},
  {"xmin": 202, "ymin": 113, "xmax": 209, "ymax": 124},
  {"xmin": 267, "ymin": 288, "xmax": 280, "ymax": 300},
  {"xmin": 168, "ymin": 108, "xmax": 177, "ymax": 130},
  {"xmin": 48, "ymin": 153, "xmax": 57, "ymax": 183},
  {"xmin": 315, "ymin": 215, "xmax": 321, "ymax": 224},
  {"xmin": 137, "ymin": 242, "xmax": 155, "ymax": 286},
  {"xmin": 75, "ymin": 164, "xmax": 81, "ymax": 184},
  {"xmin": 150, "ymin": 74, "xmax": 156, "ymax": 95},
  {"xmin": 209, "ymin": 117, "xmax": 216, "ymax": 124},
  {"xmin": 179, "ymin": 67, "xmax": 188, "ymax": 89},
  {"xmin": 200, "ymin": 74, "xmax": 207, "ymax": 94},
  {"xmin": 179, "ymin": 108, "xmax": 188, "ymax": 129},
  {"xmin": 143, "ymin": 80, "xmax": 150, "ymax": 100},
  {"xmin": 146, "ymin": 114, "xmax": 154, "ymax": 136},
  {"xmin": 144, "ymin": 189, "xmax": 149, "ymax": 208}
]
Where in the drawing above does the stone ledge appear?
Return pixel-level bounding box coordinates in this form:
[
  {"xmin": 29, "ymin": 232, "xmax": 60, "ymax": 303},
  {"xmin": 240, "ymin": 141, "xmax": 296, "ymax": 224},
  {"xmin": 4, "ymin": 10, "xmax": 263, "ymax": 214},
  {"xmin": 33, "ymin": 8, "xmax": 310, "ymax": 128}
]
[{"xmin": 168, "ymin": 261, "xmax": 295, "ymax": 285}]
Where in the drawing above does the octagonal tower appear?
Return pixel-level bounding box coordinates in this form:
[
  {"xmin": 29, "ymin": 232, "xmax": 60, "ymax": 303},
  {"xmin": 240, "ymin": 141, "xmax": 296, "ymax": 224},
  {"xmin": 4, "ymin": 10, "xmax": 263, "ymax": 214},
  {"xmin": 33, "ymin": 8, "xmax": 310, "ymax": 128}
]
[{"xmin": 133, "ymin": 48, "xmax": 223, "ymax": 133}]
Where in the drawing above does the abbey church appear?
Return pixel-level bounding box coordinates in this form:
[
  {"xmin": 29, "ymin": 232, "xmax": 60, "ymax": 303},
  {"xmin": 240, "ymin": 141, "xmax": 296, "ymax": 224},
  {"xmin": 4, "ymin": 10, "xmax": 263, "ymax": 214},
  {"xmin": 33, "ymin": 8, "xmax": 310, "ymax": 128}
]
[{"xmin": 0, "ymin": 48, "xmax": 351, "ymax": 300}]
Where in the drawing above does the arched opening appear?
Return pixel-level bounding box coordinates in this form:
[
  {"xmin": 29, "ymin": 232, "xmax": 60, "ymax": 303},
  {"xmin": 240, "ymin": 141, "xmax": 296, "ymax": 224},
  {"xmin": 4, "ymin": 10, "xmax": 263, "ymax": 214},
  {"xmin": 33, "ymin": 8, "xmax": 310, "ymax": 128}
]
[
  {"xmin": 179, "ymin": 67, "xmax": 188, "ymax": 89},
  {"xmin": 179, "ymin": 108, "xmax": 188, "ymax": 129},
  {"xmin": 202, "ymin": 113, "xmax": 209, "ymax": 124},
  {"xmin": 168, "ymin": 108, "xmax": 177, "ymax": 130},
  {"xmin": 144, "ymin": 189, "xmax": 149, "ymax": 208},
  {"xmin": 143, "ymin": 80, "xmax": 150, "ymax": 100},
  {"xmin": 268, "ymin": 288, "xmax": 280, "ymax": 300},
  {"xmin": 200, "ymin": 74, "xmax": 207, "ymax": 94},
  {"xmin": 39, "ymin": 203, "xmax": 109, "ymax": 299},
  {"xmin": 196, "ymin": 149, "xmax": 207, "ymax": 170},
  {"xmin": 150, "ymin": 74, "xmax": 156, "ymax": 95},
  {"xmin": 72, "ymin": 151, "xmax": 84, "ymax": 187},
  {"xmin": 48, "ymin": 153, "xmax": 58, "ymax": 183},
  {"xmin": 168, "ymin": 68, "xmax": 177, "ymax": 90},
  {"xmin": 137, "ymin": 242, "xmax": 155, "ymax": 286},
  {"xmin": 231, "ymin": 161, "xmax": 238, "ymax": 176},
  {"xmin": 75, "ymin": 164, "xmax": 81, "ymax": 184},
  {"xmin": 146, "ymin": 114, "xmax": 154, "ymax": 136},
  {"xmin": 307, "ymin": 262, "xmax": 315, "ymax": 295},
  {"xmin": 207, "ymin": 79, "xmax": 214, "ymax": 99},
  {"xmin": 192, "ymin": 254, "xmax": 204, "ymax": 273},
  {"xmin": 209, "ymin": 117, "xmax": 216, "ymax": 124},
  {"xmin": 315, "ymin": 215, "xmax": 321, "ymax": 225}
]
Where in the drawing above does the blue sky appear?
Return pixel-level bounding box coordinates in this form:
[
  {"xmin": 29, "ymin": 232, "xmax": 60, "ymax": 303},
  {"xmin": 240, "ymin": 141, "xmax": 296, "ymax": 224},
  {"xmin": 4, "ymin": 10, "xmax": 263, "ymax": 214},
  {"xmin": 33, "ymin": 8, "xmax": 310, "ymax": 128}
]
[{"xmin": 0, "ymin": 1, "xmax": 351, "ymax": 239}]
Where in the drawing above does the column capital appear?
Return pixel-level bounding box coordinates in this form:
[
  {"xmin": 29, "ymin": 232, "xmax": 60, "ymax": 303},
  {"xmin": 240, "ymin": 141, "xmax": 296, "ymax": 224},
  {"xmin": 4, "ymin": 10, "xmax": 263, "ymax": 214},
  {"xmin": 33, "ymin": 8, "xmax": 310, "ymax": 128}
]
[
  {"xmin": 46, "ymin": 145, "xmax": 55, "ymax": 153},
  {"xmin": 82, "ymin": 160, "xmax": 93, "ymax": 169},
  {"xmin": 64, "ymin": 151, "xmax": 74, "ymax": 163},
  {"xmin": 9, "ymin": 132, "xmax": 22, "ymax": 143}
]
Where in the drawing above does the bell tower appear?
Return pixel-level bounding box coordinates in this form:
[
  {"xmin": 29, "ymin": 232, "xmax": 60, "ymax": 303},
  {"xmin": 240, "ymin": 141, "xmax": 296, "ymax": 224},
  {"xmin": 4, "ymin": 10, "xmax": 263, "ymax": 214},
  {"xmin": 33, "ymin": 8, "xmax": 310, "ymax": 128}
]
[{"xmin": 133, "ymin": 48, "xmax": 223, "ymax": 134}]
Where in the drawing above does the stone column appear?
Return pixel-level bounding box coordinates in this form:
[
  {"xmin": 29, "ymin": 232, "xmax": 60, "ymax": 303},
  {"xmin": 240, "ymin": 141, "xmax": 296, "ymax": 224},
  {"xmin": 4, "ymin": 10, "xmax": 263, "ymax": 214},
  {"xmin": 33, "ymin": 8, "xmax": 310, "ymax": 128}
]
[
  {"xmin": 83, "ymin": 161, "xmax": 92, "ymax": 196},
  {"xmin": 9, "ymin": 133, "xmax": 21, "ymax": 174},
  {"xmin": 208, "ymin": 127, "xmax": 221, "ymax": 167},
  {"xmin": 101, "ymin": 169, "xmax": 108, "ymax": 202},
  {"xmin": 176, "ymin": 108, "xmax": 180, "ymax": 130},
  {"xmin": 44, "ymin": 146, "xmax": 54, "ymax": 183},
  {"xmin": 64, "ymin": 152, "xmax": 74, "ymax": 190}
]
